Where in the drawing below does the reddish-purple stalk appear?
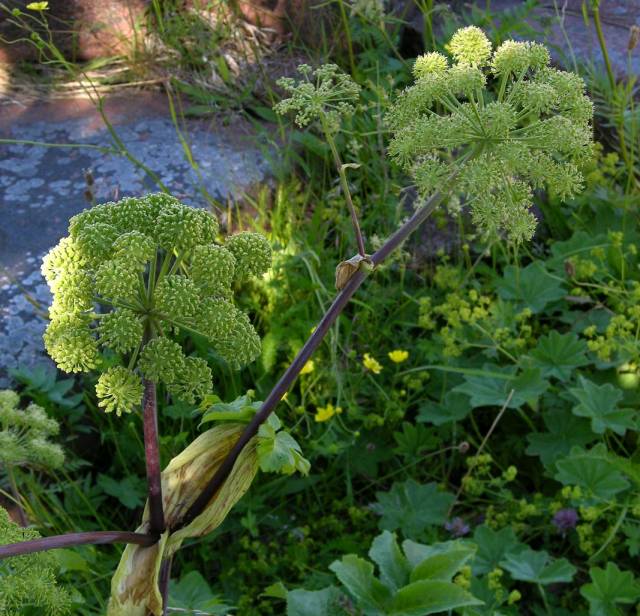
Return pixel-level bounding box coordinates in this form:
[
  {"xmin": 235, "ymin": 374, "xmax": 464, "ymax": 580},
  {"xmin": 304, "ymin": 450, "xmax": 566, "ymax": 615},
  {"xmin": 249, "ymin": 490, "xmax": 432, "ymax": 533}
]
[
  {"xmin": 173, "ymin": 187, "xmax": 446, "ymax": 531},
  {"xmin": 159, "ymin": 557, "xmax": 172, "ymax": 615},
  {"xmin": 0, "ymin": 531, "xmax": 156, "ymax": 559},
  {"xmin": 142, "ymin": 378, "xmax": 166, "ymax": 535},
  {"xmin": 0, "ymin": 186, "xmax": 446, "ymax": 560}
]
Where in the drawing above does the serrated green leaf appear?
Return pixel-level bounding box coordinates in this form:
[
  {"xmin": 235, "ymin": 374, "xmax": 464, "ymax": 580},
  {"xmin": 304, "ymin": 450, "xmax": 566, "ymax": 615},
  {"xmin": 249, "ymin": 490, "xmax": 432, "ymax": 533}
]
[
  {"xmin": 496, "ymin": 262, "xmax": 565, "ymax": 313},
  {"xmin": 169, "ymin": 571, "xmax": 233, "ymax": 614},
  {"xmin": 287, "ymin": 586, "xmax": 347, "ymax": 616},
  {"xmin": 526, "ymin": 407, "xmax": 596, "ymax": 467},
  {"xmin": 580, "ymin": 563, "xmax": 640, "ymax": 616},
  {"xmin": 453, "ymin": 365, "xmax": 548, "ymax": 409},
  {"xmin": 501, "ymin": 548, "xmax": 575, "ymax": 585},
  {"xmin": 372, "ymin": 480, "xmax": 455, "ymax": 540},
  {"xmin": 200, "ymin": 391, "xmax": 261, "ymax": 426},
  {"xmin": 96, "ymin": 474, "xmax": 145, "ymax": 510},
  {"xmin": 368, "ymin": 531, "xmax": 411, "ymax": 592},
  {"xmin": 568, "ymin": 377, "xmax": 636, "ymax": 436},
  {"xmin": 527, "ymin": 331, "xmax": 589, "ymax": 381},
  {"xmin": 329, "ymin": 555, "xmax": 391, "ymax": 614},
  {"xmin": 471, "ymin": 526, "xmax": 524, "ymax": 575},
  {"xmin": 555, "ymin": 444, "xmax": 630, "ymax": 500},
  {"xmin": 417, "ymin": 391, "xmax": 471, "ymax": 426},
  {"xmin": 257, "ymin": 421, "xmax": 310, "ymax": 476},
  {"xmin": 410, "ymin": 546, "xmax": 476, "ymax": 583},
  {"xmin": 388, "ymin": 580, "xmax": 482, "ymax": 615}
]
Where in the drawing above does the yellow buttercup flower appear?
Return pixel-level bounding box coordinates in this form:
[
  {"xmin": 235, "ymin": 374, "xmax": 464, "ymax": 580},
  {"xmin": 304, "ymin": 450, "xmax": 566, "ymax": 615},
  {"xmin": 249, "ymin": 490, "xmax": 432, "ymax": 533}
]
[
  {"xmin": 363, "ymin": 353, "xmax": 382, "ymax": 374},
  {"xmin": 300, "ymin": 359, "xmax": 315, "ymax": 375},
  {"xmin": 314, "ymin": 403, "xmax": 342, "ymax": 422},
  {"xmin": 26, "ymin": 2, "xmax": 49, "ymax": 10},
  {"xmin": 388, "ymin": 349, "xmax": 409, "ymax": 364}
]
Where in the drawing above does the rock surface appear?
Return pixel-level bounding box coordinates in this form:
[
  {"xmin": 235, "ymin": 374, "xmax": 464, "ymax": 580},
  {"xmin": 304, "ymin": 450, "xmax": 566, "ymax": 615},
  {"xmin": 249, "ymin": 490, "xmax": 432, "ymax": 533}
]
[
  {"xmin": 0, "ymin": 91, "xmax": 269, "ymax": 385},
  {"xmin": 400, "ymin": 0, "xmax": 640, "ymax": 80},
  {"xmin": 0, "ymin": 0, "xmax": 149, "ymax": 63}
]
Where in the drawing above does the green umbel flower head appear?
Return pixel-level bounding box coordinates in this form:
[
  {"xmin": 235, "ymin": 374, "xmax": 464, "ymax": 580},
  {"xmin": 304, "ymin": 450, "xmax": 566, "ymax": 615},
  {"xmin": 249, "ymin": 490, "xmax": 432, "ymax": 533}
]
[
  {"xmin": 42, "ymin": 194, "xmax": 272, "ymax": 416},
  {"xmin": 274, "ymin": 63, "xmax": 361, "ymax": 133},
  {"xmin": 0, "ymin": 506, "xmax": 72, "ymax": 615},
  {"xmin": 388, "ymin": 28, "xmax": 594, "ymax": 242},
  {"xmin": 0, "ymin": 390, "xmax": 64, "ymax": 470}
]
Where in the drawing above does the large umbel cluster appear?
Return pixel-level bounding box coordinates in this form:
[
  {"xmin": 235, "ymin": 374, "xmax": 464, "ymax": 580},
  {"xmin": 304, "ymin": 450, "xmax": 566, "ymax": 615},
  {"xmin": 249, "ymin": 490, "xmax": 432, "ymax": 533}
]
[
  {"xmin": 388, "ymin": 27, "xmax": 594, "ymax": 242},
  {"xmin": 41, "ymin": 194, "xmax": 271, "ymax": 417}
]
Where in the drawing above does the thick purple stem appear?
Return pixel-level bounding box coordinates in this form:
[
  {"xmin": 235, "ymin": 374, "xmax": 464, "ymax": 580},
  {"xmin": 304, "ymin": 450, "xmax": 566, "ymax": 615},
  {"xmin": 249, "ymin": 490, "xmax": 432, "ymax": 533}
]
[
  {"xmin": 159, "ymin": 557, "xmax": 172, "ymax": 615},
  {"xmin": 173, "ymin": 188, "xmax": 446, "ymax": 531},
  {"xmin": 143, "ymin": 378, "xmax": 165, "ymax": 535},
  {"xmin": 0, "ymin": 531, "xmax": 156, "ymax": 559}
]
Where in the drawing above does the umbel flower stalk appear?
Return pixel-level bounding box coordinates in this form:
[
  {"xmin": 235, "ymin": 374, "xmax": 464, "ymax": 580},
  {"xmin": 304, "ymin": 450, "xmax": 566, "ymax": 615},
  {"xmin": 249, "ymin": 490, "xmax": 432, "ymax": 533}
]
[{"xmin": 0, "ymin": 27, "xmax": 594, "ymax": 616}]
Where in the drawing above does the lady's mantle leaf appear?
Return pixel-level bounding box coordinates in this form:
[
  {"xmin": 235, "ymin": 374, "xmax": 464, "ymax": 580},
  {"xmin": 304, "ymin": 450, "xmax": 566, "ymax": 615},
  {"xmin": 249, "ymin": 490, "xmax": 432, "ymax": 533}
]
[
  {"xmin": 501, "ymin": 548, "xmax": 576, "ymax": 585},
  {"xmin": 568, "ymin": 376, "xmax": 636, "ymax": 436},
  {"xmin": 580, "ymin": 563, "xmax": 640, "ymax": 616},
  {"xmin": 554, "ymin": 444, "xmax": 630, "ymax": 500},
  {"xmin": 329, "ymin": 555, "xmax": 392, "ymax": 614},
  {"xmin": 371, "ymin": 480, "xmax": 455, "ymax": 540},
  {"xmin": 527, "ymin": 331, "xmax": 589, "ymax": 381}
]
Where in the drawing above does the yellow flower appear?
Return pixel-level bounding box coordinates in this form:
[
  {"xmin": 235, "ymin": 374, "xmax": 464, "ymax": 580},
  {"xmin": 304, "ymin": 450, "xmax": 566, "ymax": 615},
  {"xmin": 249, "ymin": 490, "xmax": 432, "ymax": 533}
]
[
  {"xmin": 314, "ymin": 403, "xmax": 342, "ymax": 422},
  {"xmin": 388, "ymin": 349, "xmax": 409, "ymax": 364},
  {"xmin": 26, "ymin": 1, "xmax": 49, "ymax": 9},
  {"xmin": 300, "ymin": 359, "xmax": 315, "ymax": 375},
  {"xmin": 363, "ymin": 353, "xmax": 382, "ymax": 374}
]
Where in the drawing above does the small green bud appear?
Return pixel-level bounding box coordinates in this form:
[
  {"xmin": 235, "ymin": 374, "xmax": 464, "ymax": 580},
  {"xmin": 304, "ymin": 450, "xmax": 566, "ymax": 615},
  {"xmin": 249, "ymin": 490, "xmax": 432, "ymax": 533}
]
[
  {"xmin": 413, "ymin": 52, "xmax": 448, "ymax": 78},
  {"xmin": 96, "ymin": 367, "xmax": 144, "ymax": 416},
  {"xmin": 446, "ymin": 26, "xmax": 492, "ymax": 66},
  {"xmin": 98, "ymin": 309, "xmax": 144, "ymax": 354},
  {"xmin": 226, "ymin": 232, "xmax": 272, "ymax": 280},
  {"xmin": 167, "ymin": 357, "xmax": 213, "ymax": 404},
  {"xmin": 138, "ymin": 337, "xmax": 185, "ymax": 383}
]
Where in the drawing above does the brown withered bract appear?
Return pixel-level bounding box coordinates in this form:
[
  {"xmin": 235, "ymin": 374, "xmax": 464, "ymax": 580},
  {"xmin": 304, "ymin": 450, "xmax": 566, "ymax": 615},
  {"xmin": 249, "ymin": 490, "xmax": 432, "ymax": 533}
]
[{"xmin": 335, "ymin": 254, "xmax": 373, "ymax": 290}]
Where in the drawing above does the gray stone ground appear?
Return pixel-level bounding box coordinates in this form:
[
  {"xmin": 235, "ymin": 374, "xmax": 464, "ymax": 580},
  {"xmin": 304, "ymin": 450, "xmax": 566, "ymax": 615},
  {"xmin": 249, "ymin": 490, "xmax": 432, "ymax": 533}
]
[{"xmin": 0, "ymin": 92, "xmax": 269, "ymax": 385}]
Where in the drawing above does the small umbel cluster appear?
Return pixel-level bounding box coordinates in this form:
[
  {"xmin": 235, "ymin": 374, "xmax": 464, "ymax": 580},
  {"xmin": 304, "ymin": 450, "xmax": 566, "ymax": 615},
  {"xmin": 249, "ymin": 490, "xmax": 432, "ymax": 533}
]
[
  {"xmin": 42, "ymin": 194, "xmax": 272, "ymax": 417},
  {"xmin": 0, "ymin": 390, "xmax": 64, "ymax": 470},
  {"xmin": 274, "ymin": 63, "xmax": 361, "ymax": 134},
  {"xmin": 388, "ymin": 26, "xmax": 594, "ymax": 242}
]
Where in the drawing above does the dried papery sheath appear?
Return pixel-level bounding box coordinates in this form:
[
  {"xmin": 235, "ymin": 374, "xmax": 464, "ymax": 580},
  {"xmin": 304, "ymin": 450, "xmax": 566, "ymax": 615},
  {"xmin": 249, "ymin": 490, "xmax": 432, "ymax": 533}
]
[{"xmin": 108, "ymin": 424, "xmax": 258, "ymax": 616}]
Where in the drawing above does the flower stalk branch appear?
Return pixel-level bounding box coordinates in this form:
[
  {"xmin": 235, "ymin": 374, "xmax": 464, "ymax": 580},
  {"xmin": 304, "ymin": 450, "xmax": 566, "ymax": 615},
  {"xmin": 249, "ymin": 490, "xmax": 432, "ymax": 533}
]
[
  {"xmin": 174, "ymin": 184, "xmax": 449, "ymax": 531},
  {"xmin": 143, "ymin": 378, "xmax": 165, "ymax": 535},
  {"xmin": 0, "ymin": 531, "xmax": 157, "ymax": 559}
]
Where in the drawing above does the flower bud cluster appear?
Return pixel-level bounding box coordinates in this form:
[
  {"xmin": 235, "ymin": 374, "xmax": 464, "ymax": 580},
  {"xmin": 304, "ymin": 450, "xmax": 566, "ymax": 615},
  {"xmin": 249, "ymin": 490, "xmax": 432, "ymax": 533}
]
[
  {"xmin": 0, "ymin": 390, "xmax": 64, "ymax": 470},
  {"xmin": 274, "ymin": 63, "xmax": 361, "ymax": 134},
  {"xmin": 42, "ymin": 194, "xmax": 272, "ymax": 416},
  {"xmin": 388, "ymin": 27, "xmax": 594, "ymax": 242},
  {"xmin": 0, "ymin": 506, "xmax": 72, "ymax": 615}
]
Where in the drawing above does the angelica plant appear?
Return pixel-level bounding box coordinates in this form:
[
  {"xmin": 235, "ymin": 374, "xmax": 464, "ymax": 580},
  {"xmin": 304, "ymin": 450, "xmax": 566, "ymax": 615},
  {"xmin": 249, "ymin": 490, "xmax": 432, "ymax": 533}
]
[
  {"xmin": 388, "ymin": 26, "xmax": 594, "ymax": 242},
  {"xmin": 275, "ymin": 64, "xmax": 368, "ymax": 259},
  {"xmin": 41, "ymin": 193, "xmax": 271, "ymax": 417},
  {"xmin": 0, "ymin": 389, "xmax": 64, "ymax": 525}
]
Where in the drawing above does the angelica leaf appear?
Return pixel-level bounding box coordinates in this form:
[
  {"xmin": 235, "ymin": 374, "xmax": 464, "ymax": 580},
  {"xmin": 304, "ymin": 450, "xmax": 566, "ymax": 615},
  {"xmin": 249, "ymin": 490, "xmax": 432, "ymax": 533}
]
[{"xmin": 257, "ymin": 414, "xmax": 310, "ymax": 476}]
